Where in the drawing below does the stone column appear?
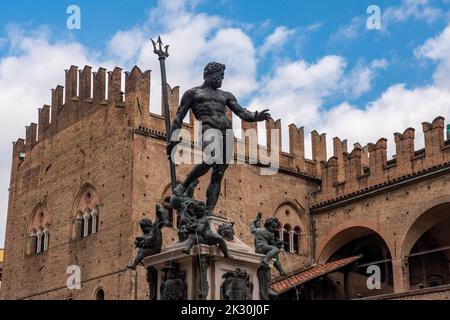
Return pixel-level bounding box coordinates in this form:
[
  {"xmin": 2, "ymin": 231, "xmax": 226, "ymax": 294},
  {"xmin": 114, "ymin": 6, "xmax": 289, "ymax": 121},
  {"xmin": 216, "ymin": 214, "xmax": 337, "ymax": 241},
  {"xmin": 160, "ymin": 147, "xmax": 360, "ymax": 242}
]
[
  {"xmin": 73, "ymin": 213, "xmax": 83, "ymax": 240},
  {"xmin": 289, "ymin": 231, "xmax": 295, "ymax": 253},
  {"xmin": 43, "ymin": 227, "xmax": 50, "ymax": 251},
  {"xmin": 278, "ymin": 228, "xmax": 283, "ymax": 242},
  {"xmin": 91, "ymin": 207, "xmax": 99, "ymax": 234},
  {"xmin": 83, "ymin": 209, "xmax": 91, "ymax": 237},
  {"xmin": 27, "ymin": 233, "xmax": 37, "ymax": 256},
  {"xmin": 36, "ymin": 229, "xmax": 43, "ymax": 254},
  {"xmin": 392, "ymin": 258, "xmax": 410, "ymax": 293}
]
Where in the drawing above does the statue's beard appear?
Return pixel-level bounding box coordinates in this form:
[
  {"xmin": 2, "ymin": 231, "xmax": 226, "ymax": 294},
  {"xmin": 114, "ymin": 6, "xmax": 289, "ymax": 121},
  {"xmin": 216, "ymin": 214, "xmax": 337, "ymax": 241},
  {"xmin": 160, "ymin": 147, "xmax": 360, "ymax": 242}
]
[{"xmin": 205, "ymin": 74, "xmax": 223, "ymax": 89}]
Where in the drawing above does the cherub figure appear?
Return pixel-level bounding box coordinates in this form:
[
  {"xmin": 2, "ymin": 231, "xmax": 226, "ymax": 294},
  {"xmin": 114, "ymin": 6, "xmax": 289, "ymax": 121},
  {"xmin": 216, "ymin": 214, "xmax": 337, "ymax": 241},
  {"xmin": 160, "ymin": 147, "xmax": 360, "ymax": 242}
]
[
  {"xmin": 127, "ymin": 204, "xmax": 169, "ymax": 269},
  {"xmin": 250, "ymin": 212, "xmax": 287, "ymax": 276},
  {"xmin": 218, "ymin": 222, "xmax": 235, "ymax": 241},
  {"xmin": 180, "ymin": 200, "xmax": 233, "ymax": 259}
]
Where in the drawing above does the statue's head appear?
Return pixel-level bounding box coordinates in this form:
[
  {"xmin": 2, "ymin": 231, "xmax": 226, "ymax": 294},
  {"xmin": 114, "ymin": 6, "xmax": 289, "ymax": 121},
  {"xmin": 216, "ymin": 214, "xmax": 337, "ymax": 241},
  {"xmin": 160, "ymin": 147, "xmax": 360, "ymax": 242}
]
[
  {"xmin": 192, "ymin": 200, "xmax": 207, "ymax": 218},
  {"xmin": 139, "ymin": 218, "xmax": 153, "ymax": 233},
  {"xmin": 218, "ymin": 222, "xmax": 235, "ymax": 241},
  {"xmin": 264, "ymin": 217, "xmax": 280, "ymax": 233},
  {"xmin": 203, "ymin": 62, "xmax": 226, "ymax": 89}
]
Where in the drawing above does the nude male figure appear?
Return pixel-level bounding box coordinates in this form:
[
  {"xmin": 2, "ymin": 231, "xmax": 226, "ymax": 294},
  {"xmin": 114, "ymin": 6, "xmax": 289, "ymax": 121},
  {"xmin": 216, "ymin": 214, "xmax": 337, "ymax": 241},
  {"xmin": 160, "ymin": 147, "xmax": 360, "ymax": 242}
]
[{"xmin": 167, "ymin": 62, "xmax": 271, "ymax": 215}]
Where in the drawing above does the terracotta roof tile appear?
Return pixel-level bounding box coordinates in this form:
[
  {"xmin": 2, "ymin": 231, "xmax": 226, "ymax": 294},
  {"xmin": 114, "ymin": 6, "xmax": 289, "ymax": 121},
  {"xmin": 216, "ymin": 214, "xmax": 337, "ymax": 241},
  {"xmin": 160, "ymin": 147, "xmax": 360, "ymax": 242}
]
[{"xmin": 270, "ymin": 255, "xmax": 362, "ymax": 295}]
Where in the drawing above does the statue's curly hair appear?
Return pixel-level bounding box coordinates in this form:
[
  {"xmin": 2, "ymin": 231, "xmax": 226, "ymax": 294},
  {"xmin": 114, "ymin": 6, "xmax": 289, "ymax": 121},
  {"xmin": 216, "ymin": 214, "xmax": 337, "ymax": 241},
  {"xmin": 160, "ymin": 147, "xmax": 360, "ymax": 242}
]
[
  {"xmin": 264, "ymin": 217, "xmax": 280, "ymax": 229},
  {"xmin": 139, "ymin": 218, "xmax": 153, "ymax": 228},
  {"xmin": 203, "ymin": 62, "xmax": 226, "ymax": 79}
]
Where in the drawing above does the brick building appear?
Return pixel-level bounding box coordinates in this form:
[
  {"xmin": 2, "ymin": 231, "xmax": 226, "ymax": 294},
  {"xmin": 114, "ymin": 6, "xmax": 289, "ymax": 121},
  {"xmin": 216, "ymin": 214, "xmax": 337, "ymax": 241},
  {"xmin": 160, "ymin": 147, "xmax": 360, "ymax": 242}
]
[
  {"xmin": 1, "ymin": 65, "xmax": 449, "ymax": 300},
  {"xmin": 0, "ymin": 248, "xmax": 3, "ymax": 290}
]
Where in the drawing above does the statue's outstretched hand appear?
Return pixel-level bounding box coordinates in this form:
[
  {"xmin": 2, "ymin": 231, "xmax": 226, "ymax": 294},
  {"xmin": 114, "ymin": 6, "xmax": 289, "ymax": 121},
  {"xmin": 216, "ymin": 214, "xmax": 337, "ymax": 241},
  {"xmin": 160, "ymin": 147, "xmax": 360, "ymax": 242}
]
[
  {"xmin": 255, "ymin": 109, "xmax": 272, "ymax": 122},
  {"xmin": 256, "ymin": 212, "xmax": 263, "ymax": 220}
]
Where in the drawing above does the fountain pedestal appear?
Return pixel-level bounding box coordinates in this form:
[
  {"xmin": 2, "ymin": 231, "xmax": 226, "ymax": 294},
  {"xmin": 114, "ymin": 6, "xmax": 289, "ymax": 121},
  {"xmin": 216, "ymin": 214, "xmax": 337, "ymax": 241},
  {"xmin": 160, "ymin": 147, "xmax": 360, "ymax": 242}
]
[{"xmin": 142, "ymin": 216, "xmax": 265, "ymax": 300}]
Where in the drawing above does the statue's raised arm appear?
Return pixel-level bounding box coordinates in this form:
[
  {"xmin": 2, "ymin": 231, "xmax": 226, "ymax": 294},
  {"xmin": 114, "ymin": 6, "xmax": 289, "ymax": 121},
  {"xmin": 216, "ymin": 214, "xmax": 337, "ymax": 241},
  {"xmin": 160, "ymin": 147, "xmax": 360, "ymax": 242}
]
[
  {"xmin": 226, "ymin": 92, "xmax": 272, "ymax": 123},
  {"xmin": 250, "ymin": 212, "xmax": 263, "ymax": 234}
]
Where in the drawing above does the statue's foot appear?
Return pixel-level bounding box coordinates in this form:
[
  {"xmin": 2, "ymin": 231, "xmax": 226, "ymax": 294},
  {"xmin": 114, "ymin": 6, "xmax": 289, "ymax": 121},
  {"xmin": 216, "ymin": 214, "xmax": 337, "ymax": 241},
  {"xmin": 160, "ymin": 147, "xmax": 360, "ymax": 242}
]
[
  {"xmin": 127, "ymin": 264, "xmax": 136, "ymax": 270},
  {"xmin": 182, "ymin": 248, "xmax": 191, "ymax": 255},
  {"xmin": 174, "ymin": 184, "xmax": 186, "ymax": 196},
  {"xmin": 279, "ymin": 271, "xmax": 288, "ymax": 277},
  {"xmin": 261, "ymin": 257, "xmax": 269, "ymax": 265},
  {"xmin": 224, "ymin": 254, "xmax": 234, "ymax": 260}
]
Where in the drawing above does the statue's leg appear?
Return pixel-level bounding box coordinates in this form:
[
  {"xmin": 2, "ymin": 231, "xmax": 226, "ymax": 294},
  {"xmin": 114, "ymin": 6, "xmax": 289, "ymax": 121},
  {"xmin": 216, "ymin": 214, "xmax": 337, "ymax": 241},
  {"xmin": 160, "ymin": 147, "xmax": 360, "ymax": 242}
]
[
  {"xmin": 182, "ymin": 236, "xmax": 195, "ymax": 254},
  {"xmin": 274, "ymin": 258, "xmax": 287, "ymax": 276},
  {"xmin": 206, "ymin": 163, "xmax": 228, "ymax": 214},
  {"xmin": 177, "ymin": 137, "xmax": 215, "ymax": 195},
  {"xmin": 128, "ymin": 249, "xmax": 144, "ymax": 269},
  {"xmin": 261, "ymin": 245, "xmax": 280, "ymax": 264},
  {"xmin": 207, "ymin": 233, "xmax": 232, "ymax": 259},
  {"xmin": 178, "ymin": 163, "xmax": 212, "ymax": 194}
]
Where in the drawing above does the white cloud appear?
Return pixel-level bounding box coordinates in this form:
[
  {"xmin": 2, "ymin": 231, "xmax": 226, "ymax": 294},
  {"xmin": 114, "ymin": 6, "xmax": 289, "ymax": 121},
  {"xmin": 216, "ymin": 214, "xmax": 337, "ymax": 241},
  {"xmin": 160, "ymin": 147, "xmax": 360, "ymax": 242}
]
[
  {"xmin": 415, "ymin": 23, "xmax": 450, "ymax": 88},
  {"xmin": 259, "ymin": 26, "xmax": 295, "ymax": 55},
  {"xmin": 313, "ymin": 24, "xmax": 450, "ymax": 158},
  {"xmin": 247, "ymin": 56, "xmax": 388, "ymax": 146},
  {"xmin": 248, "ymin": 56, "xmax": 346, "ymax": 153},
  {"xmin": 383, "ymin": 0, "xmax": 445, "ymax": 26},
  {"xmin": 121, "ymin": 0, "xmax": 257, "ymax": 112},
  {"xmin": 316, "ymin": 84, "xmax": 450, "ymax": 157},
  {"xmin": 107, "ymin": 28, "xmax": 146, "ymax": 66},
  {"xmin": 329, "ymin": 17, "xmax": 364, "ymax": 43},
  {"xmin": 341, "ymin": 59, "xmax": 388, "ymax": 98},
  {"xmin": 249, "ymin": 56, "xmax": 346, "ymax": 124},
  {"xmin": 329, "ymin": 0, "xmax": 446, "ymax": 43}
]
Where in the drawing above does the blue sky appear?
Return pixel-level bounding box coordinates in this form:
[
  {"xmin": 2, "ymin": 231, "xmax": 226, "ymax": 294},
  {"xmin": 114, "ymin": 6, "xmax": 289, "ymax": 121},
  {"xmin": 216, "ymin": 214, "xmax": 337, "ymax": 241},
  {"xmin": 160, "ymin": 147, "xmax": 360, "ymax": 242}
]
[{"xmin": 1, "ymin": 0, "xmax": 450, "ymax": 246}]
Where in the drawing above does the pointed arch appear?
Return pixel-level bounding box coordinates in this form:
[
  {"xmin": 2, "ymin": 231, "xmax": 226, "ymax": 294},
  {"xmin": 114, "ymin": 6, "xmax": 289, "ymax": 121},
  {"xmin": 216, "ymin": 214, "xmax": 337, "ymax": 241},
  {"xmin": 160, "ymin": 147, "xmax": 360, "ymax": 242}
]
[
  {"xmin": 400, "ymin": 201, "xmax": 450, "ymax": 290},
  {"xmin": 71, "ymin": 183, "xmax": 101, "ymax": 240},
  {"xmin": 273, "ymin": 199, "xmax": 308, "ymax": 255},
  {"xmin": 26, "ymin": 203, "xmax": 51, "ymax": 255},
  {"xmin": 71, "ymin": 183, "xmax": 101, "ymax": 218},
  {"xmin": 93, "ymin": 283, "xmax": 105, "ymax": 300},
  {"xmin": 27, "ymin": 203, "xmax": 51, "ymax": 233}
]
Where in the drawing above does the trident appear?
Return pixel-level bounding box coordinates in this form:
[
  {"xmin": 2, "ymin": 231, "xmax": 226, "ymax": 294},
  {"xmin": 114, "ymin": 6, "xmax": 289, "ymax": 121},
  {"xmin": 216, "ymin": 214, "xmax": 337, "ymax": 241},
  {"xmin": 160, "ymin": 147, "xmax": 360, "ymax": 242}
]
[{"xmin": 151, "ymin": 36, "xmax": 177, "ymax": 193}]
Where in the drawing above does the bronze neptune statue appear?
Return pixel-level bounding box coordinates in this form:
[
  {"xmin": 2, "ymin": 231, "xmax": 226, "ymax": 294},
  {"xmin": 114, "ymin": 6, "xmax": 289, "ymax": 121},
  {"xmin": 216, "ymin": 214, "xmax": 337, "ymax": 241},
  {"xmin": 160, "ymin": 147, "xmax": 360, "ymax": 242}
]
[{"xmin": 167, "ymin": 62, "xmax": 272, "ymax": 215}]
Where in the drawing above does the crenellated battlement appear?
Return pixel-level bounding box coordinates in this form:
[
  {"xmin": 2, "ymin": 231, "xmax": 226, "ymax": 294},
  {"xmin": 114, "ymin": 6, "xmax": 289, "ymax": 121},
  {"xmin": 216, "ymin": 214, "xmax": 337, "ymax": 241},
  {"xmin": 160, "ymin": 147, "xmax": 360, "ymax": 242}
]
[
  {"xmin": 312, "ymin": 116, "xmax": 450, "ymax": 207},
  {"xmin": 12, "ymin": 65, "xmax": 152, "ymax": 163},
  {"xmin": 13, "ymin": 64, "xmax": 336, "ymax": 182},
  {"xmin": 16, "ymin": 67, "xmax": 450, "ymax": 192}
]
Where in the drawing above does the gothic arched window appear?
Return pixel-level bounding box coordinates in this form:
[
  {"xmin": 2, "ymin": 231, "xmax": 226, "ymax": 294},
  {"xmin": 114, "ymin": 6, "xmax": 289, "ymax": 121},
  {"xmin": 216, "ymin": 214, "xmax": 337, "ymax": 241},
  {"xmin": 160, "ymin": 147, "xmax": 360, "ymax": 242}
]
[
  {"xmin": 96, "ymin": 289, "xmax": 105, "ymax": 300},
  {"xmin": 72, "ymin": 185, "xmax": 101, "ymax": 240},
  {"xmin": 274, "ymin": 202, "xmax": 307, "ymax": 256},
  {"xmin": 27, "ymin": 205, "xmax": 51, "ymax": 255}
]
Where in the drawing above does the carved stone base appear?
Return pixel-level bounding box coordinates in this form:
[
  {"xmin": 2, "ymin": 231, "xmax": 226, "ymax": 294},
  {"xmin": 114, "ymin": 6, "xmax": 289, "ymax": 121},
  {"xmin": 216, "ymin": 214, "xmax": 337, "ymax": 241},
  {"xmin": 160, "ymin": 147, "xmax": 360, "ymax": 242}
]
[
  {"xmin": 142, "ymin": 216, "xmax": 265, "ymax": 300},
  {"xmin": 257, "ymin": 265, "xmax": 271, "ymax": 300}
]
